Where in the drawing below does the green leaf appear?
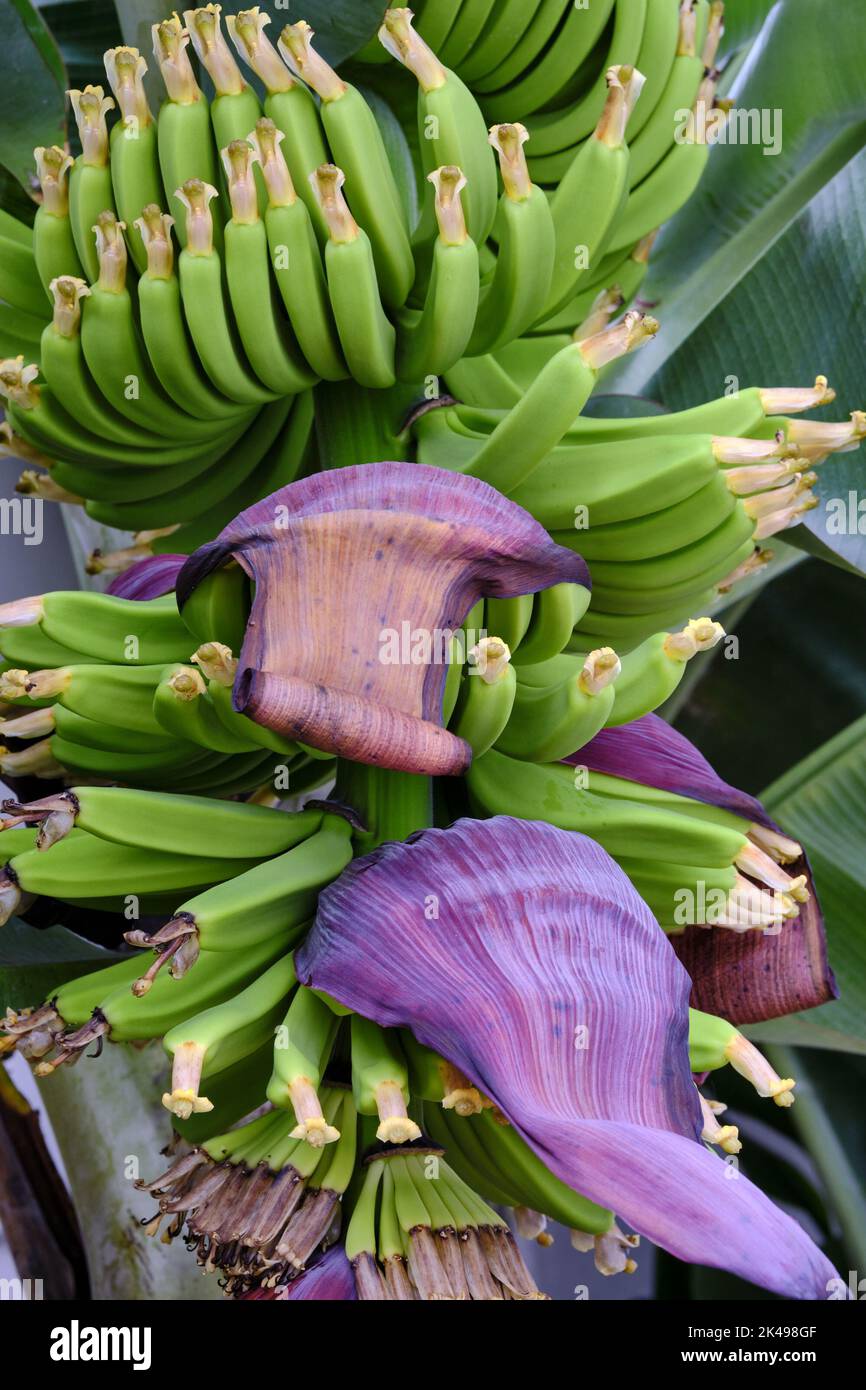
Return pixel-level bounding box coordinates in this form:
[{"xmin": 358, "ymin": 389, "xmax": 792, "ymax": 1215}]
[
  {"xmin": 0, "ymin": 916, "xmax": 122, "ymax": 1014},
  {"xmin": 766, "ymin": 1045, "xmax": 866, "ymax": 1274},
  {"xmin": 743, "ymin": 714, "xmax": 866, "ymax": 1053},
  {"xmin": 606, "ymin": 0, "xmax": 866, "ymax": 571},
  {"xmin": 0, "ymin": 0, "xmax": 67, "ymax": 190},
  {"xmin": 35, "ymin": 0, "xmax": 121, "ymax": 93}
]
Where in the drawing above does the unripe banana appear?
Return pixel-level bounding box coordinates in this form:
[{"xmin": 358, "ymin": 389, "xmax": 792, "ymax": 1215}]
[
  {"xmin": 151, "ymin": 12, "xmax": 224, "ymax": 250},
  {"xmin": 66, "ymin": 84, "xmax": 116, "ymax": 282},
  {"xmin": 267, "ymin": 986, "xmax": 342, "ymax": 1147},
  {"xmin": 495, "ymin": 648, "xmax": 620, "ymax": 762},
  {"xmin": 32, "ymin": 147, "xmax": 85, "ymax": 294},
  {"xmin": 395, "ymin": 166, "xmax": 479, "ymax": 382},
  {"xmin": 310, "ymin": 164, "xmax": 396, "ymax": 389},
  {"xmin": 103, "ymin": 46, "xmax": 164, "ymax": 273},
  {"xmin": 381, "ymin": 7, "xmax": 498, "ymax": 245},
  {"xmin": 279, "ymin": 20, "xmax": 414, "ymax": 309},
  {"xmin": 162, "ymin": 953, "xmax": 297, "ymax": 1119},
  {"xmin": 351, "ymin": 1015, "xmax": 421, "ymax": 1144},
  {"xmin": 689, "ymin": 1009, "xmax": 797, "ymax": 1106}
]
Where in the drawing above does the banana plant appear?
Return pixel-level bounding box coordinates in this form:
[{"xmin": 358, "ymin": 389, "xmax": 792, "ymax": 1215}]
[{"xmin": 1, "ymin": 0, "xmax": 865, "ymax": 1306}]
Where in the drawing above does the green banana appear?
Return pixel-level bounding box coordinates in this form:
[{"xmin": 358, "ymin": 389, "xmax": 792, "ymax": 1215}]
[
  {"xmin": 38, "ymin": 932, "xmax": 290, "ymax": 1072},
  {"xmin": 0, "ymin": 590, "xmax": 189, "ymax": 667},
  {"xmin": 0, "ymin": 362, "xmax": 237, "ymax": 471},
  {"xmin": 50, "ymin": 706, "xmax": 178, "ymax": 754},
  {"xmin": 196, "ymin": 651, "xmax": 300, "ymax": 756},
  {"xmin": 552, "ymin": 476, "xmax": 742, "ymax": 567},
  {"xmin": 32, "ymin": 147, "xmax": 85, "ymax": 295},
  {"xmin": 452, "ymin": 376, "xmax": 837, "ymax": 446},
  {"xmin": 179, "ymin": 561, "xmax": 250, "ymax": 653},
  {"xmin": 495, "ymin": 647, "xmax": 620, "ymax": 761},
  {"xmin": 104, "ymin": 47, "xmax": 165, "ymax": 273},
  {"xmin": 467, "ymin": 749, "xmax": 750, "ymax": 867},
  {"xmin": 458, "ymin": 313, "xmax": 658, "ymax": 492},
  {"xmin": 466, "ymin": 124, "xmax": 555, "ymax": 356},
  {"xmin": 221, "ymin": 140, "xmax": 317, "ymax": 396},
  {"xmin": 6, "ymin": 951, "xmax": 147, "ymax": 1033},
  {"xmin": 311, "ymin": 165, "xmax": 396, "ymax": 390},
  {"xmin": 438, "ymin": 0, "xmax": 499, "ymax": 68},
  {"xmin": 381, "ymin": 7, "xmax": 498, "ymax": 245},
  {"xmin": 226, "ymin": 9, "xmax": 331, "ymax": 244},
  {"xmin": 511, "ymin": 583, "xmax": 590, "ymax": 667},
  {"xmin": 162, "ymin": 952, "xmax": 297, "ymax": 1118},
  {"xmin": 249, "ymin": 119, "xmax": 347, "ymax": 382},
  {"xmin": 483, "ymin": 594, "xmax": 534, "ymax": 654},
  {"xmin": 127, "ymin": 814, "xmax": 353, "ymax": 976},
  {"xmin": 67, "ymin": 84, "xmax": 116, "ymax": 283},
  {"xmin": 448, "ymin": 638, "xmax": 517, "ymax": 756},
  {"xmin": 134, "ymin": 205, "xmax": 253, "ymax": 422},
  {"xmin": 27, "ymin": 734, "xmax": 216, "ymax": 786},
  {"xmin": 0, "ymin": 832, "xmax": 263, "ymax": 926},
  {"xmin": 456, "ymin": 0, "xmax": 541, "ymax": 83},
  {"xmin": 351, "ymin": 1016, "xmax": 421, "ymax": 1143},
  {"xmin": 153, "ymin": 664, "xmax": 262, "ymax": 753},
  {"xmin": 267, "ymin": 985, "xmax": 342, "ymax": 1146},
  {"xmin": 13, "ymin": 662, "xmax": 167, "ymax": 735},
  {"xmin": 395, "ymin": 166, "xmax": 479, "ymax": 382},
  {"xmin": 39, "ymin": 277, "xmax": 176, "ymax": 451},
  {"xmin": 280, "ymin": 20, "xmax": 414, "ymax": 310},
  {"xmin": 688, "ymin": 1008, "xmax": 797, "ymax": 1106},
  {"xmin": 486, "ymin": 0, "xmax": 620, "ymax": 124},
  {"xmin": 472, "ymin": 0, "xmax": 572, "ymax": 95},
  {"xmin": 81, "ymin": 212, "xmax": 232, "ymax": 440},
  {"xmin": 606, "ymin": 76, "xmax": 717, "ymax": 255},
  {"xmin": 7, "ymin": 784, "xmax": 322, "ymax": 859},
  {"xmin": 526, "ymin": 618, "xmax": 724, "ymax": 726},
  {"xmin": 183, "ymin": 4, "xmax": 266, "ymax": 215},
  {"xmin": 0, "ymin": 623, "xmax": 105, "ymax": 670},
  {"xmin": 151, "ymin": 12, "xmax": 224, "ymax": 251},
  {"xmin": 577, "ymin": 503, "xmax": 757, "ymax": 589},
  {"xmin": 86, "ymin": 398, "xmax": 293, "ymax": 531},
  {"xmin": 542, "ymin": 66, "xmax": 642, "ymax": 319},
  {"xmin": 510, "ymin": 432, "xmax": 738, "ymax": 532},
  {"xmin": 625, "ymin": 0, "xmax": 706, "ymax": 189},
  {"xmin": 175, "ymin": 180, "xmax": 279, "ymax": 406}
]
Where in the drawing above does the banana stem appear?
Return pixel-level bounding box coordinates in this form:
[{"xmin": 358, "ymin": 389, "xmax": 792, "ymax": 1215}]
[
  {"xmin": 313, "ymin": 377, "xmax": 412, "ymax": 470},
  {"xmin": 334, "ymin": 762, "xmax": 432, "ymax": 854}
]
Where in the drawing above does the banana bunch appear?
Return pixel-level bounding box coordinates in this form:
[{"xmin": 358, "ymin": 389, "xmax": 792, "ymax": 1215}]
[
  {"xmin": 467, "ymin": 748, "xmax": 810, "ymax": 933},
  {"xmin": 0, "ymin": 580, "xmax": 337, "ymax": 795},
  {"xmin": 0, "ymin": 788, "xmax": 340, "ymax": 928},
  {"xmin": 0, "ymin": 4, "xmax": 733, "ymax": 533},
  {"xmin": 401, "ymin": 0, "xmax": 728, "ymax": 393},
  {"xmin": 415, "ymin": 370, "xmax": 865, "ymax": 649},
  {"xmin": 445, "ymin": 603, "xmax": 728, "ymax": 760}
]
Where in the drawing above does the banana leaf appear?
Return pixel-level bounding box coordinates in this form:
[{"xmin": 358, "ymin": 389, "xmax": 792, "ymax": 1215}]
[{"xmin": 0, "ymin": 0, "xmax": 67, "ymax": 193}]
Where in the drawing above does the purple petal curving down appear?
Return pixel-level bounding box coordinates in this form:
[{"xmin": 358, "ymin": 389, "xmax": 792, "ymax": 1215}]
[
  {"xmin": 571, "ymin": 714, "xmax": 768, "ymax": 826},
  {"xmin": 570, "ymin": 716, "xmax": 835, "ymax": 1026},
  {"xmin": 106, "ymin": 554, "xmax": 186, "ymax": 600},
  {"xmin": 176, "ymin": 463, "xmax": 589, "ymax": 775},
  {"xmin": 297, "ymin": 816, "xmax": 839, "ymax": 1300}
]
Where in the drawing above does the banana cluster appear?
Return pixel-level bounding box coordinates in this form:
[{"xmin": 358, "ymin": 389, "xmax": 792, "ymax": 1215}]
[
  {"xmin": 0, "ymin": 584, "xmax": 334, "ymax": 793},
  {"xmin": 0, "ymin": 3, "xmax": 725, "ymax": 533},
  {"xmin": 2, "ymin": 875, "xmax": 799, "ymax": 1299},
  {"xmin": 408, "ymin": 0, "xmax": 727, "ymax": 393},
  {"xmin": 415, "ymin": 371, "xmax": 865, "ymax": 649}
]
